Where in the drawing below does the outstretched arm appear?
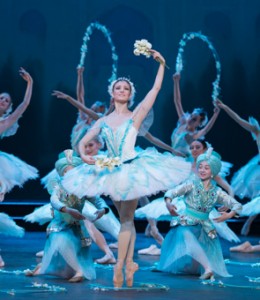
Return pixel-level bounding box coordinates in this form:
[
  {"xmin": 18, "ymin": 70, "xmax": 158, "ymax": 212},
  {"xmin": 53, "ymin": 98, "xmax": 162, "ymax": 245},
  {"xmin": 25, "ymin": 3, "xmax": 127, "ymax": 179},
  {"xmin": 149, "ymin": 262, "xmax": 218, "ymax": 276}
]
[
  {"xmin": 0, "ymin": 68, "xmax": 33, "ymax": 134},
  {"xmin": 76, "ymin": 67, "xmax": 85, "ymax": 119},
  {"xmin": 173, "ymin": 73, "xmax": 185, "ymax": 119},
  {"xmin": 144, "ymin": 132, "xmax": 185, "ymax": 156},
  {"xmin": 133, "ymin": 50, "xmax": 165, "ymax": 129},
  {"xmin": 193, "ymin": 106, "xmax": 220, "ymax": 139},
  {"xmin": 78, "ymin": 118, "xmax": 102, "ymax": 164},
  {"xmin": 52, "ymin": 91, "xmax": 100, "ymax": 121},
  {"xmin": 215, "ymin": 99, "xmax": 258, "ymax": 135}
]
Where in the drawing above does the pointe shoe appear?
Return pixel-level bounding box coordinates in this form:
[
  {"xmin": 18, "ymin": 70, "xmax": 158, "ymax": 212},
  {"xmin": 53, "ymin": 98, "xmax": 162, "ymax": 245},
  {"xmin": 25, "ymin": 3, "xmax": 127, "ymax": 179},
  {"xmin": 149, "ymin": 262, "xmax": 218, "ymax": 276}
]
[
  {"xmin": 199, "ymin": 271, "xmax": 214, "ymax": 280},
  {"xmin": 68, "ymin": 275, "xmax": 84, "ymax": 283},
  {"xmin": 138, "ymin": 244, "xmax": 161, "ymax": 255},
  {"xmin": 95, "ymin": 254, "xmax": 116, "ymax": 264},
  {"xmin": 36, "ymin": 250, "xmax": 44, "ymax": 257},
  {"xmin": 113, "ymin": 262, "xmax": 124, "ymax": 288},
  {"xmin": 125, "ymin": 261, "xmax": 139, "ymax": 287}
]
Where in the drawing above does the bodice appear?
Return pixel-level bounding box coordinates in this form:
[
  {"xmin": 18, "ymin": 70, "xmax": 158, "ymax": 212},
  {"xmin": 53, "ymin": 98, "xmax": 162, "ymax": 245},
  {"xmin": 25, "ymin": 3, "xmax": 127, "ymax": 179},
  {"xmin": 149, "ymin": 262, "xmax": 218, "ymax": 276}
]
[{"xmin": 100, "ymin": 119, "xmax": 138, "ymax": 162}]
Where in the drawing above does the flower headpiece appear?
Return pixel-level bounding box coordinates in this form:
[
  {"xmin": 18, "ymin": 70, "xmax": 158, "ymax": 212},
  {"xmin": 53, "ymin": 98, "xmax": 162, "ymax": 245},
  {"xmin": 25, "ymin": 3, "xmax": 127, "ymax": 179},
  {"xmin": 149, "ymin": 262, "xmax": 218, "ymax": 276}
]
[
  {"xmin": 108, "ymin": 77, "xmax": 136, "ymax": 108},
  {"xmin": 192, "ymin": 107, "xmax": 208, "ymax": 128}
]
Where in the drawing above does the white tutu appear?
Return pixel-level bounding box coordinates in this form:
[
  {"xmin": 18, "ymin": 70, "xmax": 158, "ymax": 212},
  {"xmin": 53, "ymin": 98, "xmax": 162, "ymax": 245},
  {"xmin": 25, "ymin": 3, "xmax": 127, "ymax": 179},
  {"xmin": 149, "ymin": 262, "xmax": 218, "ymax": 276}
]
[
  {"xmin": 63, "ymin": 147, "xmax": 191, "ymax": 201},
  {"xmin": 24, "ymin": 203, "xmax": 53, "ymax": 225},
  {"xmin": 219, "ymin": 160, "xmax": 233, "ymax": 178},
  {"xmin": 231, "ymin": 155, "xmax": 260, "ymax": 199},
  {"xmin": 0, "ymin": 151, "xmax": 38, "ymax": 193},
  {"xmin": 240, "ymin": 197, "xmax": 260, "ymax": 216},
  {"xmin": 135, "ymin": 197, "xmax": 240, "ymax": 243},
  {"xmin": 0, "ymin": 213, "xmax": 25, "ymax": 237},
  {"xmin": 41, "ymin": 169, "xmax": 59, "ymax": 194}
]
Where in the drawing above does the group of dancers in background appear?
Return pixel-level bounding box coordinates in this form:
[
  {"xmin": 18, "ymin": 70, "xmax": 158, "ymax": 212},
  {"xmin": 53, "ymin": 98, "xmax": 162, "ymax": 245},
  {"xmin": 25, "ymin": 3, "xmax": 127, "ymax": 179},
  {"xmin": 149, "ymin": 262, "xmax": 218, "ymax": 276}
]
[{"xmin": 0, "ymin": 49, "xmax": 259, "ymax": 288}]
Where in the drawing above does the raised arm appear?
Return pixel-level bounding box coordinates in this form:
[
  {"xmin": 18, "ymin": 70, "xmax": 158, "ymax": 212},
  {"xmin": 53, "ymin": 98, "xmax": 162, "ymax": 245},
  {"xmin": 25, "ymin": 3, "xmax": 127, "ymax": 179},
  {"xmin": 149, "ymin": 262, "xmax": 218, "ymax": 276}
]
[
  {"xmin": 133, "ymin": 50, "xmax": 165, "ymax": 129},
  {"xmin": 215, "ymin": 99, "xmax": 258, "ymax": 135},
  {"xmin": 173, "ymin": 73, "xmax": 185, "ymax": 119},
  {"xmin": 144, "ymin": 132, "xmax": 185, "ymax": 156},
  {"xmin": 52, "ymin": 91, "xmax": 100, "ymax": 121},
  {"xmin": 78, "ymin": 119, "xmax": 102, "ymax": 164},
  {"xmin": 76, "ymin": 67, "xmax": 86, "ymax": 119},
  {"xmin": 193, "ymin": 106, "xmax": 220, "ymax": 139},
  {"xmin": 0, "ymin": 68, "xmax": 33, "ymax": 134}
]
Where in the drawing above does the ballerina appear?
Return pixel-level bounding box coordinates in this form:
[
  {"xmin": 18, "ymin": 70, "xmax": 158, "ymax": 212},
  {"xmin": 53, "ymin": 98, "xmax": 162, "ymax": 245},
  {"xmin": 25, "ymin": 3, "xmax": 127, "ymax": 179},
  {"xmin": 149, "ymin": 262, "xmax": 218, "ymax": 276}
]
[
  {"xmin": 0, "ymin": 68, "xmax": 38, "ymax": 266},
  {"xmin": 215, "ymin": 99, "xmax": 260, "ymax": 236},
  {"xmin": 171, "ymin": 73, "xmax": 220, "ymax": 157},
  {"xmin": 62, "ymin": 49, "xmax": 191, "ymax": 288}
]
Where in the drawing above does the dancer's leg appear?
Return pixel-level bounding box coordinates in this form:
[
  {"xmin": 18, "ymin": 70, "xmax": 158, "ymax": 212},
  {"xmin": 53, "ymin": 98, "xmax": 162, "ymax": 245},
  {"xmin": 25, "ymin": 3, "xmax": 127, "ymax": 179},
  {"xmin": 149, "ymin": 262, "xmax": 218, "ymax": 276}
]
[
  {"xmin": 0, "ymin": 254, "xmax": 5, "ymax": 267},
  {"xmin": 83, "ymin": 220, "xmax": 115, "ymax": 264},
  {"xmin": 112, "ymin": 199, "xmax": 138, "ymax": 287},
  {"xmin": 241, "ymin": 215, "xmax": 258, "ymax": 236}
]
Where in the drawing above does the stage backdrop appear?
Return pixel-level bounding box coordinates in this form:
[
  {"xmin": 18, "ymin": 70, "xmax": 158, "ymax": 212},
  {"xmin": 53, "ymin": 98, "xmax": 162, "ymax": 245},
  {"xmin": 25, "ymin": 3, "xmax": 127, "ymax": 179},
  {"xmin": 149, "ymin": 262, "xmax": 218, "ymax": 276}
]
[{"xmin": 0, "ymin": 0, "xmax": 259, "ymax": 200}]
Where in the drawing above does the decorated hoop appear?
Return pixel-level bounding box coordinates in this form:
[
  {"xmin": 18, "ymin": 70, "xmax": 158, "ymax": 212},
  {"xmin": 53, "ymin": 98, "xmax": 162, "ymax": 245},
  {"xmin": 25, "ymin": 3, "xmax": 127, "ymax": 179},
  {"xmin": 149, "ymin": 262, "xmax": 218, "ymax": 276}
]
[
  {"xmin": 78, "ymin": 22, "xmax": 118, "ymax": 83},
  {"xmin": 175, "ymin": 32, "xmax": 221, "ymax": 101}
]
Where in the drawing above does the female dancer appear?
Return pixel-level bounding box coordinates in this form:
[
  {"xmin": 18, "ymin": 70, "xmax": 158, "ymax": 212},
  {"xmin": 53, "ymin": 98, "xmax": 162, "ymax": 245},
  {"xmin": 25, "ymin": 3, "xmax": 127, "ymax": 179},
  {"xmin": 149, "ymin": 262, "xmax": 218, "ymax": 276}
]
[
  {"xmin": 158, "ymin": 148, "xmax": 242, "ymax": 279},
  {"xmin": 215, "ymin": 99, "xmax": 260, "ymax": 235},
  {"xmin": 0, "ymin": 68, "xmax": 38, "ymax": 266},
  {"xmin": 25, "ymin": 150, "xmax": 96, "ymax": 283},
  {"xmin": 171, "ymin": 73, "xmax": 220, "ymax": 157},
  {"xmin": 62, "ymin": 50, "xmax": 191, "ymax": 288}
]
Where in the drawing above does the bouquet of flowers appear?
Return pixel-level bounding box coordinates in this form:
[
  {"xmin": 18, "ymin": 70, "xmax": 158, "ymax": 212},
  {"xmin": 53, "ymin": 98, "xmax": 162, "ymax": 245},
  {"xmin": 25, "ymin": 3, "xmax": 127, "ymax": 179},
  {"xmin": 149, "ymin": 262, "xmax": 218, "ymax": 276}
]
[
  {"xmin": 134, "ymin": 39, "xmax": 169, "ymax": 69},
  {"xmin": 133, "ymin": 39, "xmax": 152, "ymax": 57},
  {"xmin": 95, "ymin": 157, "xmax": 121, "ymax": 171}
]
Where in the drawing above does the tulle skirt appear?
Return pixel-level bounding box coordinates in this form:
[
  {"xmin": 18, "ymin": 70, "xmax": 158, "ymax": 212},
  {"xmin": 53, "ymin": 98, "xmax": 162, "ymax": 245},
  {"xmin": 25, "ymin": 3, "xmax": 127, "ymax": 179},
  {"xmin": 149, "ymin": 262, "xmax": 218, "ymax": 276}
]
[
  {"xmin": 231, "ymin": 155, "xmax": 260, "ymax": 199},
  {"xmin": 158, "ymin": 225, "xmax": 231, "ymax": 277},
  {"xmin": 240, "ymin": 196, "xmax": 260, "ymax": 216},
  {"xmin": 0, "ymin": 213, "xmax": 25, "ymax": 237},
  {"xmin": 62, "ymin": 148, "xmax": 191, "ymax": 201},
  {"xmin": 40, "ymin": 221, "xmax": 96, "ymax": 280},
  {"xmin": 0, "ymin": 151, "xmax": 38, "ymax": 193},
  {"xmin": 135, "ymin": 198, "xmax": 240, "ymax": 243}
]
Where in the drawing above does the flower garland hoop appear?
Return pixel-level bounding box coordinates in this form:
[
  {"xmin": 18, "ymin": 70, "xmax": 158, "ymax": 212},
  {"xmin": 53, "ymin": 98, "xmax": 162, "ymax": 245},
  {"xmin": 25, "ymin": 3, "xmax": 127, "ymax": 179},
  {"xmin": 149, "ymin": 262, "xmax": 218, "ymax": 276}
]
[
  {"xmin": 78, "ymin": 22, "xmax": 118, "ymax": 83},
  {"xmin": 175, "ymin": 32, "xmax": 221, "ymax": 101}
]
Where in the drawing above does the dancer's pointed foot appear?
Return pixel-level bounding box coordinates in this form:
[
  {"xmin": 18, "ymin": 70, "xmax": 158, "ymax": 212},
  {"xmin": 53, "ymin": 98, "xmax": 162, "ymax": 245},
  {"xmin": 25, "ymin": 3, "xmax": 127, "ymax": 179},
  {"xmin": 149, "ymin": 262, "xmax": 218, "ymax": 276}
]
[
  {"xmin": 35, "ymin": 250, "xmax": 44, "ymax": 257},
  {"xmin": 138, "ymin": 244, "xmax": 161, "ymax": 255},
  {"xmin": 95, "ymin": 254, "xmax": 116, "ymax": 264},
  {"xmin": 230, "ymin": 241, "xmax": 252, "ymax": 252},
  {"xmin": 125, "ymin": 261, "xmax": 139, "ymax": 287},
  {"xmin": 199, "ymin": 271, "xmax": 214, "ymax": 280},
  {"xmin": 68, "ymin": 273, "xmax": 84, "ymax": 283},
  {"xmin": 113, "ymin": 261, "xmax": 124, "ymax": 288},
  {"xmin": 24, "ymin": 263, "xmax": 41, "ymax": 276}
]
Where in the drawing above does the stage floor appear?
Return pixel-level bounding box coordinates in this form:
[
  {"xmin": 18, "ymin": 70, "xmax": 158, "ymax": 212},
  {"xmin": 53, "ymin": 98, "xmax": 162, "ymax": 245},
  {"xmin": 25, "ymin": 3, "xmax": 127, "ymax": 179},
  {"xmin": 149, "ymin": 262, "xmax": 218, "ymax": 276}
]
[{"xmin": 0, "ymin": 232, "xmax": 259, "ymax": 300}]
